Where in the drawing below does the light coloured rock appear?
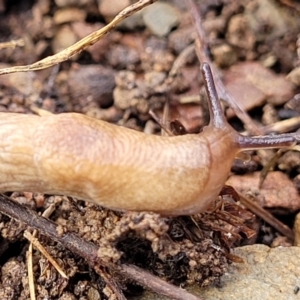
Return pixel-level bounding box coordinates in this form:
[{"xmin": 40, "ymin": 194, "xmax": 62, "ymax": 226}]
[
  {"xmin": 98, "ymin": 0, "xmax": 144, "ymax": 29},
  {"xmin": 98, "ymin": 0, "xmax": 130, "ymax": 22},
  {"xmin": 132, "ymin": 245, "xmax": 300, "ymax": 300},
  {"xmin": 142, "ymin": 2, "xmax": 179, "ymax": 37},
  {"xmin": 52, "ymin": 25, "xmax": 78, "ymax": 54},
  {"xmin": 287, "ymin": 68, "xmax": 300, "ymax": 86},
  {"xmin": 198, "ymin": 245, "xmax": 300, "ymax": 300},
  {"xmin": 0, "ymin": 64, "xmax": 42, "ymax": 102},
  {"xmin": 53, "ymin": 7, "xmax": 87, "ymax": 24},
  {"xmin": 211, "ymin": 44, "xmax": 237, "ymax": 68}
]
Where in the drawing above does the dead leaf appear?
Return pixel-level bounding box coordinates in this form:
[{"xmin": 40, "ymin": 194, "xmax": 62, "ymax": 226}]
[{"xmin": 224, "ymin": 62, "xmax": 295, "ymax": 117}]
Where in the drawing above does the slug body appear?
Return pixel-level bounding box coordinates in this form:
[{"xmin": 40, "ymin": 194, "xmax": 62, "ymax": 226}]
[{"xmin": 0, "ymin": 64, "xmax": 295, "ymax": 215}]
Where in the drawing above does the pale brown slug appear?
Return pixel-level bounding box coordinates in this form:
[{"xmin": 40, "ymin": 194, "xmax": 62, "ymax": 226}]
[{"xmin": 0, "ymin": 63, "xmax": 295, "ymax": 215}]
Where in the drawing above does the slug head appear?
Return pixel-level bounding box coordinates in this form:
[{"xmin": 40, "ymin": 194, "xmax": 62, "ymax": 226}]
[{"xmin": 201, "ymin": 63, "xmax": 295, "ymax": 152}]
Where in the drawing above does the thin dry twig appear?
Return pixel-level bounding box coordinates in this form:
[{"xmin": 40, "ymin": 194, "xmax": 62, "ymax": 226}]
[
  {"xmin": 0, "ymin": 194, "xmax": 203, "ymax": 300},
  {"xmin": 168, "ymin": 44, "xmax": 195, "ymax": 78},
  {"xmin": 25, "ymin": 202, "xmax": 65, "ymax": 299},
  {"xmin": 237, "ymin": 192, "xmax": 294, "ymax": 240},
  {"xmin": 24, "ymin": 231, "xmax": 68, "ymax": 279},
  {"xmin": 259, "ymin": 150, "xmax": 284, "ymax": 188},
  {"xmin": 161, "ymin": 98, "xmax": 171, "ymax": 136},
  {"xmin": 149, "ymin": 109, "xmax": 174, "ymax": 136},
  {"xmin": 26, "ymin": 242, "xmax": 36, "ymax": 300},
  {"xmin": 0, "ymin": 39, "xmax": 25, "ymax": 50},
  {"xmin": 263, "ymin": 116, "xmax": 300, "ymax": 134},
  {"xmin": 0, "ymin": 0, "xmax": 157, "ymax": 75},
  {"xmin": 96, "ymin": 267, "xmax": 127, "ymax": 300}
]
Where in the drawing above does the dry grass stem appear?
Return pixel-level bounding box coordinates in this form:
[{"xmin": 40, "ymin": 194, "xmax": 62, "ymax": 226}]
[
  {"xmin": 0, "ymin": 0, "xmax": 157, "ymax": 75},
  {"xmin": 0, "ymin": 39, "xmax": 24, "ymax": 50},
  {"xmin": 24, "ymin": 231, "xmax": 68, "ymax": 279}
]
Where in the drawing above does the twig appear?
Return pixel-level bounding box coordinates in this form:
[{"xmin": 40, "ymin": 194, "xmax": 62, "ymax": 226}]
[
  {"xmin": 0, "ymin": 39, "xmax": 24, "ymax": 50},
  {"xmin": 168, "ymin": 44, "xmax": 195, "ymax": 78},
  {"xmin": 263, "ymin": 116, "xmax": 300, "ymax": 134},
  {"xmin": 0, "ymin": 194, "xmax": 203, "ymax": 300},
  {"xmin": 95, "ymin": 266, "xmax": 127, "ymax": 300},
  {"xmin": 0, "ymin": 0, "xmax": 157, "ymax": 75},
  {"xmin": 161, "ymin": 98, "xmax": 171, "ymax": 136},
  {"xmin": 259, "ymin": 150, "xmax": 283, "ymax": 188},
  {"xmin": 24, "ymin": 231, "xmax": 68, "ymax": 279},
  {"xmin": 26, "ymin": 242, "xmax": 36, "ymax": 300},
  {"xmin": 149, "ymin": 109, "xmax": 174, "ymax": 136},
  {"xmin": 236, "ymin": 192, "xmax": 294, "ymax": 240},
  {"xmin": 25, "ymin": 202, "xmax": 62, "ymax": 300}
]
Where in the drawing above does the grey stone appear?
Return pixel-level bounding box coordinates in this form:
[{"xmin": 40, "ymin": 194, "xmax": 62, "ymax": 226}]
[{"xmin": 142, "ymin": 2, "xmax": 179, "ymax": 37}]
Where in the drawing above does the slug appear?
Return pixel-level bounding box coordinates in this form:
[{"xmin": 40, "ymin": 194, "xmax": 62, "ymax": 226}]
[{"xmin": 0, "ymin": 63, "xmax": 295, "ymax": 216}]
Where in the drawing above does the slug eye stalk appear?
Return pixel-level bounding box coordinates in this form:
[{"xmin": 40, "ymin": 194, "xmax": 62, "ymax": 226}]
[{"xmin": 201, "ymin": 62, "xmax": 295, "ymax": 151}]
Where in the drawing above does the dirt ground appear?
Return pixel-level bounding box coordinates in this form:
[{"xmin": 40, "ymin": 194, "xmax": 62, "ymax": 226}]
[{"xmin": 0, "ymin": 0, "xmax": 300, "ymax": 299}]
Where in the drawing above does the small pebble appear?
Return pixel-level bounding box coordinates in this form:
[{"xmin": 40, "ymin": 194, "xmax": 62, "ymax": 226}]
[
  {"xmin": 106, "ymin": 44, "xmax": 139, "ymax": 69},
  {"xmin": 55, "ymin": 0, "xmax": 92, "ymax": 7},
  {"xmin": 211, "ymin": 43, "xmax": 237, "ymax": 68},
  {"xmin": 287, "ymin": 67, "xmax": 300, "ymax": 86},
  {"xmin": 98, "ymin": 0, "xmax": 130, "ymax": 22},
  {"xmin": 64, "ymin": 64, "xmax": 115, "ymax": 107},
  {"xmin": 53, "ymin": 7, "xmax": 87, "ymax": 24},
  {"xmin": 143, "ymin": 2, "xmax": 180, "ymax": 37},
  {"xmin": 52, "ymin": 25, "xmax": 78, "ymax": 54}
]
